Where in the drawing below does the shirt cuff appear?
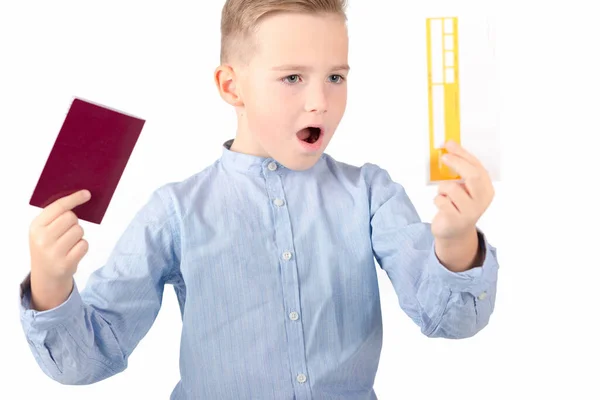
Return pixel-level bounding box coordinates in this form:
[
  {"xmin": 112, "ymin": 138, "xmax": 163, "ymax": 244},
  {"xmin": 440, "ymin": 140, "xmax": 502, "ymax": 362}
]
[
  {"xmin": 19, "ymin": 272, "xmax": 84, "ymax": 333},
  {"xmin": 426, "ymin": 230, "xmax": 499, "ymax": 298}
]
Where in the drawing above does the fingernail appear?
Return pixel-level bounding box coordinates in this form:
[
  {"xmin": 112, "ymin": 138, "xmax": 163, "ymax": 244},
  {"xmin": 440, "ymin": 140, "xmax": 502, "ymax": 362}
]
[{"xmin": 83, "ymin": 190, "xmax": 91, "ymax": 199}]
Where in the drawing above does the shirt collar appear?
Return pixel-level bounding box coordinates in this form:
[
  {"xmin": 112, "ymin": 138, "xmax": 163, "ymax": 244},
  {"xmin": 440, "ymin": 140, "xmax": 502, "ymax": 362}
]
[
  {"xmin": 220, "ymin": 139, "xmax": 284, "ymax": 176},
  {"xmin": 219, "ymin": 139, "xmax": 328, "ymax": 176}
]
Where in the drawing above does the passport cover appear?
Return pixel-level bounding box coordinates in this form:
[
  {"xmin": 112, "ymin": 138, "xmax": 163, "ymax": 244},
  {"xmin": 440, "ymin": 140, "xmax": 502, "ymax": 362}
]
[{"xmin": 29, "ymin": 97, "xmax": 146, "ymax": 224}]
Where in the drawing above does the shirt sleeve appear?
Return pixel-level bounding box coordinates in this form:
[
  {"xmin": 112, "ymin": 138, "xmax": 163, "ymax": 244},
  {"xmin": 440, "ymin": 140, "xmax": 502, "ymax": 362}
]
[
  {"xmin": 365, "ymin": 164, "xmax": 499, "ymax": 339},
  {"xmin": 18, "ymin": 187, "xmax": 180, "ymax": 384}
]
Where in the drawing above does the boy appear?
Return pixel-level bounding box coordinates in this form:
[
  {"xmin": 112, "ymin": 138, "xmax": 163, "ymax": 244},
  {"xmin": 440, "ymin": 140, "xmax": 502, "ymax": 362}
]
[{"xmin": 19, "ymin": 0, "xmax": 499, "ymax": 399}]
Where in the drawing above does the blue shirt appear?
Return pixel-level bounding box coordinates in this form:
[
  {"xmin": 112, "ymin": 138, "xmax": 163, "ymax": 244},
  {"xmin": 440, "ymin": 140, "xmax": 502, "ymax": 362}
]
[{"xmin": 19, "ymin": 139, "xmax": 499, "ymax": 399}]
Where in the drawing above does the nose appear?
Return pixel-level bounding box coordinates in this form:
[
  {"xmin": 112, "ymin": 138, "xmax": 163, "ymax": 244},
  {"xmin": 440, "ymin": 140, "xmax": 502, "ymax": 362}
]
[{"xmin": 304, "ymin": 83, "xmax": 328, "ymax": 114}]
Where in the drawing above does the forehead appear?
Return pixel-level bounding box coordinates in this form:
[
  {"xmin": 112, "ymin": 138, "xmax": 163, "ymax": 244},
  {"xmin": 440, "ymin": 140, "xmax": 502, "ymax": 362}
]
[{"xmin": 252, "ymin": 12, "xmax": 348, "ymax": 65}]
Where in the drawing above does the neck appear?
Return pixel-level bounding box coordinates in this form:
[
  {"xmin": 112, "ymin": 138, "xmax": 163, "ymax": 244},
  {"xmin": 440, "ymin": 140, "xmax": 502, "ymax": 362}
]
[{"xmin": 230, "ymin": 113, "xmax": 268, "ymax": 157}]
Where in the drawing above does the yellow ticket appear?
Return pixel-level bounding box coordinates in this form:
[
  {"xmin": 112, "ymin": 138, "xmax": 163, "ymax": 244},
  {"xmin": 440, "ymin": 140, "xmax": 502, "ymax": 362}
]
[{"xmin": 427, "ymin": 17, "xmax": 461, "ymax": 182}]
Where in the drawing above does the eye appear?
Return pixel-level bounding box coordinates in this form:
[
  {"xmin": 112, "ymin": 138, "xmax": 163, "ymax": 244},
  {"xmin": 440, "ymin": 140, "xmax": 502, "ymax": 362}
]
[
  {"xmin": 283, "ymin": 75, "xmax": 301, "ymax": 84},
  {"xmin": 329, "ymin": 74, "xmax": 345, "ymax": 84}
]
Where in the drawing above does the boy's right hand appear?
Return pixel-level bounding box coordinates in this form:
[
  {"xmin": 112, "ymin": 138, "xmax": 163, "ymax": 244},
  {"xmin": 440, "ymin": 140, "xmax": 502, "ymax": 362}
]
[{"xmin": 28, "ymin": 189, "xmax": 92, "ymax": 310}]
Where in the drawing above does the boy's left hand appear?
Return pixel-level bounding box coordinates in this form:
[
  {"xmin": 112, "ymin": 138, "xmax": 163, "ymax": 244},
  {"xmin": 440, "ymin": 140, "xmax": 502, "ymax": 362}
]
[{"xmin": 431, "ymin": 140, "xmax": 494, "ymax": 241}]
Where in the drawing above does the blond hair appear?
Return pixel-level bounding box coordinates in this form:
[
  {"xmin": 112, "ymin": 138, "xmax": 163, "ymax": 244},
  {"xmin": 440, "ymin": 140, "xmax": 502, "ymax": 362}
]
[{"xmin": 220, "ymin": 0, "xmax": 348, "ymax": 64}]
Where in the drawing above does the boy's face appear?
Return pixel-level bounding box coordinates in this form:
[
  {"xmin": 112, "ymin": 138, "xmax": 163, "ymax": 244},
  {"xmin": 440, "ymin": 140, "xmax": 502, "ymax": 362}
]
[{"xmin": 232, "ymin": 12, "xmax": 349, "ymax": 171}]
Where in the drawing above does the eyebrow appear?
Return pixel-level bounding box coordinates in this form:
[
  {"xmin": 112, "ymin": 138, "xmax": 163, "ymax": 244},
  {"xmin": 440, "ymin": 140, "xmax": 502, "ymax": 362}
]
[{"xmin": 271, "ymin": 64, "xmax": 351, "ymax": 72}]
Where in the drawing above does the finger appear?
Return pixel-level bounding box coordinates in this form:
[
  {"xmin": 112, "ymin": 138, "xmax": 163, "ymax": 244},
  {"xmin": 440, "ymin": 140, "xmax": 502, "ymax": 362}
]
[
  {"xmin": 441, "ymin": 153, "xmax": 484, "ymax": 190},
  {"xmin": 438, "ymin": 181, "xmax": 472, "ymax": 213},
  {"xmin": 65, "ymin": 239, "xmax": 89, "ymax": 267},
  {"xmin": 448, "ymin": 180, "xmax": 472, "ymax": 197},
  {"xmin": 46, "ymin": 210, "xmax": 79, "ymax": 241},
  {"xmin": 434, "ymin": 193, "xmax": 459, "ymax": 214},
  {"xmin": 444, "ymin": 140, "xmax": 483, "ymax": 167},
  {"xmin": 458, "ymin": 181, "xmax": 471, "ymax": 197},
  {"xmin": 36, "ymin": 190, "xmax": 91, "ymax": 227},
  {"xmin": 55, "ymin": 223, "xmax": 85, "ymax": 256}
]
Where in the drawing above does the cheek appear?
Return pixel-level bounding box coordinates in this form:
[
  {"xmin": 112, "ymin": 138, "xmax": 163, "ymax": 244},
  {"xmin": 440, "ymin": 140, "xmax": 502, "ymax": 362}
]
[
  {"xmin": 266, "ymin": 85, "xmax": 298, "ymax": 113},
  {"xmin": 327, "ymin": 88, "xmax": 347, "ymax": 122},
  {"xmin": 333, "ymin": 86, "xmax": 348, "ymax": 110},
  {"xmin": 248, "ymin": 85, "xmax": 295, "ymax": 126},
  {"xmin": 244, "ymin": 98, "xmax": 285, "ymax": 140},
  {"xmin": 246, "ymin": 82, "xmax": 283, "ymax": 115}
]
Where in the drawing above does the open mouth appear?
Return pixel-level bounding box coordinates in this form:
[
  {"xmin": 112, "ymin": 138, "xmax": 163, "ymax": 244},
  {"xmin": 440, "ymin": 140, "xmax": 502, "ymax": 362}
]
[{"xmin": 297, "ymin": 126, "xmax": 322, "ymax": 144}]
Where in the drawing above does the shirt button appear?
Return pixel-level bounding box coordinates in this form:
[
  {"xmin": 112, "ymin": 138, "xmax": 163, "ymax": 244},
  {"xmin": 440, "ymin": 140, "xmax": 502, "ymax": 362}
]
[
  {"xmin": 478, "ymin": 292, "xmax": 488, "ymax": 300},
  {"xmin": 282, "ymin": 251, "xmax": 292, "ymax": 261},
  {"xmin": 297, "ymin": 373, "xmax": 307, "ymax": 383},
  {"xmin": 289, "ymin": 311, "xmax": 299, "ymax": 321},
  {"xmin": 268, "ymin": 162, "xmax": 277, "ymax": 171},
  {"xmin": 273, "ymin": 198, "xmax": 285, "ymax": 207}
]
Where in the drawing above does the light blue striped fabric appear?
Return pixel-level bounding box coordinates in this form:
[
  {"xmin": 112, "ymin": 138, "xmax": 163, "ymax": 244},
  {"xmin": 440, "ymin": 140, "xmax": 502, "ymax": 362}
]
[{"xmin": 19, "ymin": 139, "xmax": 499, "ymax": 399}]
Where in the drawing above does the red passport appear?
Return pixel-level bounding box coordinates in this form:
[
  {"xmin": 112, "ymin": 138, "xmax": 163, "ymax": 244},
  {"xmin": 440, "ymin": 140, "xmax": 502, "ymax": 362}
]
[{"xmin": 29, "ymin": 97, "xmax": 145, "ymax": 224}]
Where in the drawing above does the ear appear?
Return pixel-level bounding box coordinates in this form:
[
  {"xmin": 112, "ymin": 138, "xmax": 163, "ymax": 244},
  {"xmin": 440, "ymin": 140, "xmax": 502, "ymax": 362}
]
[{"xmin": 214, "ymin": 64, "xmax": 244, "ymax": 107}]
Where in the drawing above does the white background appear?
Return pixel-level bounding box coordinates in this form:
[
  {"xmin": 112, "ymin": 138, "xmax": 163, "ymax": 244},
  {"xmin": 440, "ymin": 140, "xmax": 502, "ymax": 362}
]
[{"xmin": 1, "ymin": 0, "xmax": 599, "ymax": 399}]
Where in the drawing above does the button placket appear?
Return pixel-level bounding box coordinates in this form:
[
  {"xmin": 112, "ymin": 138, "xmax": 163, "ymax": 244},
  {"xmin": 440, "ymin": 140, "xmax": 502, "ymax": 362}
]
[{"xmin": 263, "ymin": 161, "xmax": 311, "ymax": 399}]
